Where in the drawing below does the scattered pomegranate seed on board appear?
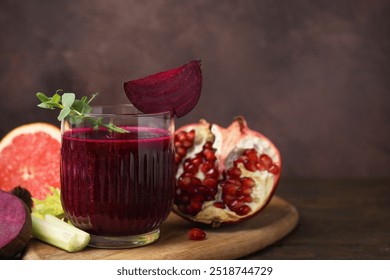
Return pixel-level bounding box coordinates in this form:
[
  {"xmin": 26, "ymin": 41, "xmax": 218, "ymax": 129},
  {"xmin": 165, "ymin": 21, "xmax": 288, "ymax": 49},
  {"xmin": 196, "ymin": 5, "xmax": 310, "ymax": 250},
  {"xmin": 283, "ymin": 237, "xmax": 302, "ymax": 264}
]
[{"xmin": 188, "ymin": 228, "xmax": 206, "ymax": 241}]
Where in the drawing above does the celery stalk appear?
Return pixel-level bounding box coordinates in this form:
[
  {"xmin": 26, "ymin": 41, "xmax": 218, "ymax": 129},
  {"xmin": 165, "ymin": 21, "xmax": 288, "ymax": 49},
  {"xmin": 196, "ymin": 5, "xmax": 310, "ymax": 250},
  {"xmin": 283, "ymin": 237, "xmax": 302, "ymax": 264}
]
[
  {"xmin": 31, "ymin": 214, "xmax": 90, "ymax": 252},
  {"xmin": 44, "ymin": 214, "xmax": 90, "ymax": 248}
]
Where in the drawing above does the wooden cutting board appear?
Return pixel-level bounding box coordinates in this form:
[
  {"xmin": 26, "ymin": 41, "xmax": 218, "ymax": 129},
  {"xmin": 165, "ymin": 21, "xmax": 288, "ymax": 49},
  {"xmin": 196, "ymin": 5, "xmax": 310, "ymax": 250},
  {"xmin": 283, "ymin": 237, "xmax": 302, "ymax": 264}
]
[{"xmin": 23, "ymin": 196, "xmax": 298, "ymax": 260}]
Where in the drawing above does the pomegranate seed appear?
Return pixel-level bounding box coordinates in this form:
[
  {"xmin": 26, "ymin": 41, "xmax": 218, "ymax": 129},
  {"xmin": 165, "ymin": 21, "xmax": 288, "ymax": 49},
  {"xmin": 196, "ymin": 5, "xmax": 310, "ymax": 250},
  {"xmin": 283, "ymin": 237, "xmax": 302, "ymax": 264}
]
[
  {"xmin": 268, "ymin": 164, "xmax": 280, "ymax": 174},
  {"xmin": 183, "ymin": 184, "xmax": 199, "ymax": 195},
  {"xmin": 203, "ymin": 142, "xmax": 213, "ymax": 149},
  {"xmin": 188, "ymin": 228, "xmax": 206, "ymax": 241},
  {"xmin": 225, "ymin": 178, "xmax": 241, "ymax": 187},
  {"xmin": 224, "ymin": 185, "xmax": 239, "ymax": 195},
  {"xmin": 197, "ymin": 185, "xmax": 206, "ymax": 193},
  {"xmin": 234, "ymin": 157, "xmax": 245, "ymax": 167},
  {"xmin": 205, "ymin": 168, "xmax": 219, "ymax": 179},
  {"xmin": 200, "ymin": 162, "xmax": 212, "ymax": 173},
  {"xmin": 183, "ymin": 162, "xmax": 198, "ymax": 174},
  {"xmin": 244, "ymin": 159, "xmax": 257, "ymax": 172},
  {"xmin": 241, "ymin": 177, "xmax": 255, "ymax": 188},
  {"xmin": 191, "ymin": 194, "xmax": 204, "ymax": 202},
  {"xmin": 239, "ymin": 195, "xmax": 253, "ymax": 202},
  {"xmin": 227, "ymin": 199, "xmax": 245, "ymax": 211},
  {"xmin": 222, "ymin": 194, "xmax": 235, "ymax": 204},
  {"xmin": 174, "ymin": 141, "xmax": 182, "ymax": 148},
  {"xmin": 175, "ymin": 154, "xmax": 182, "ymax": 164},
  {"xmin": 181, "ymin": 194, "xmax": 191, "ymax": 203},
  {"xmin": 259, "ymin": 154, "xmax": 272, "ymax": 169},
  {"xmin": 191, "ymin": 156, "xmax": 203, "ymax": 167},
  {"xmin": 256, "ymin": 161, "xmax": 266, "ymax": 171},
  {"xmin": 203, "ymin": 187, "xmax": 218, "ymax": 197},
  {"xmin": 176, "ymin": 147, "xmax": 187, "ymax": 157},
  {"xmin": 203, "ymin": 149, "xmax": 216, "ymax": 161},
  {"xmin": 186, "ymin": 130, "xmax": 195, "ymax": 141},
  {"xmin": 178, "ymin": 175, "xmax": 192, "ymax": 188},
  {"xmin": 191, "ymin": 177, "xmax": 202, "ymax": 187},
  {"xmin": 227, "ymin": 167, "xmax": 242, "ymax": 178},
  {"xmin": 176, "ymin": 131, "xmax": 187, "ymax": 142},
  {"xmin": 236, "ymin": 205, "xmax": 251, "ymax": 216},
  {"xmin": 205, "ymin": 187, "xmax": 217, "ymax": 196},
  {"xmin": 176, "ymin": 194, "xmax": 190, "ymax": 204},
  {"xmin": 245, "ymin": 148, "xmax": 258, "ymax": 162},
  {"xmin": 189, "ymin": 201, "xmax": 202, "ymax": 214},
  {"xmin": 213, "ymin": 202, "xmax": 225, "ymax": 209},
  {"xmin": 238, "ymin": 186, "xmax": 252, "ymax": 196},
  {"xmin": 182, "ymin": 140, "xmax": 193, "ymax": 148},
  {"xmin": 202, "ymin": 178, "xmax": 218, "ymax": 188}
]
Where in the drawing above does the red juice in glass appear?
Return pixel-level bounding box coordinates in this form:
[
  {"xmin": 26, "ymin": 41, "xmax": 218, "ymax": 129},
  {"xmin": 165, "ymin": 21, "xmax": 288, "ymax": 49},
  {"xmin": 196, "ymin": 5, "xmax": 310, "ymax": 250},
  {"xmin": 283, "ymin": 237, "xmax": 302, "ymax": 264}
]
[{"xmin": 60, "ymin": 106, "xmax": 175, "ymax": 248}]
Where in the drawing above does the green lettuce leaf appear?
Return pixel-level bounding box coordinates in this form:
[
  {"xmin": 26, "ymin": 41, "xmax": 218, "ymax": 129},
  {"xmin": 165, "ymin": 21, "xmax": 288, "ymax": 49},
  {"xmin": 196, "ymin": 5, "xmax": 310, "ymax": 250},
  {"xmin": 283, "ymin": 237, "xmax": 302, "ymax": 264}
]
[{"xmin": 32, "ymin": 187, "xmax": 64, "ymax": 219}]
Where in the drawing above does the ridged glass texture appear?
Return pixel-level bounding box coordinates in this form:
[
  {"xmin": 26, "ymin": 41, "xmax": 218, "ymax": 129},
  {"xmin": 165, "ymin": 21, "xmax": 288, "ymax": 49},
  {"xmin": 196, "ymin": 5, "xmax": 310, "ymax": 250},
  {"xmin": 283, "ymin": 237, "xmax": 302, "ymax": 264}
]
[{"xmin": 60, "ymin": 128, "xmax": 174, "ymax": 236}]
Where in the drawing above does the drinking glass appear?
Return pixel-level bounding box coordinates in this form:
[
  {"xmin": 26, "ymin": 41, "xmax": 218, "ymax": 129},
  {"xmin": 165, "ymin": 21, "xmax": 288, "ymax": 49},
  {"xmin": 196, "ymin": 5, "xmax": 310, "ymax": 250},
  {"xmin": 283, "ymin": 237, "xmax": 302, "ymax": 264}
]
[{"xmin": 60, "ymin": 105, "xmax": 175, "ymax": 248}]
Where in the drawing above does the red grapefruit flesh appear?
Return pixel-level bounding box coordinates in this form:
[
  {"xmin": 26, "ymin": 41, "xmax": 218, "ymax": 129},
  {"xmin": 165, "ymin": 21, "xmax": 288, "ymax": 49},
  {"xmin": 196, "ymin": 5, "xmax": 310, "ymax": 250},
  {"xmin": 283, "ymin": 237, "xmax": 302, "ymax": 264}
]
[
  {"xmin": 123, "ymin": 60, "xmax": 202, "ymax": 117},
  {"xmin": 0, "ymin": 123, "xmax": 61, "ymax": 200}
]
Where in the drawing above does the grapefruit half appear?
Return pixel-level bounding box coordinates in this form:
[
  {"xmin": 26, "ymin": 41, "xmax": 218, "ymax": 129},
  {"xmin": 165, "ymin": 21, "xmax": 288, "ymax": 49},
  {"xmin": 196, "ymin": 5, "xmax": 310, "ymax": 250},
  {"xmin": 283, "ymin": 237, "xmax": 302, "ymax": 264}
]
[{"xmin": 0, "ymin": 123, "xmax": 61, "ymax": 200}]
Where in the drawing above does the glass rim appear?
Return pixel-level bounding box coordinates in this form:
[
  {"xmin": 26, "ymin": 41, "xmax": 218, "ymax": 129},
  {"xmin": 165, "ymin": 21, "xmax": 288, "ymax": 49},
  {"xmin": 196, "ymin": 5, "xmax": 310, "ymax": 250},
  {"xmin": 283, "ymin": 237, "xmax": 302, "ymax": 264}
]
[{"xmin": 86, "ymin": 104, "xmax": 172, "ymax": 118}]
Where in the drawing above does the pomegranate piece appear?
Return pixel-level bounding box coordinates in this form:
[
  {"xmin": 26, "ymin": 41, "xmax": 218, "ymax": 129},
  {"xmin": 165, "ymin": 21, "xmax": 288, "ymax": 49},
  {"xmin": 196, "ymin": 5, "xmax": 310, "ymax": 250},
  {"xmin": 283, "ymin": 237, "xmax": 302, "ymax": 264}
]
[
  {"xmin": 173, "ymin": 116, "xmax": 282, "ymax": 227},
  {"xmin": 123, "ymin": 60, "xmax": 202, "ymax": 118},
  {"xmin": 188, "ymin": 228, "xmax": 206, "ymax": 241}
]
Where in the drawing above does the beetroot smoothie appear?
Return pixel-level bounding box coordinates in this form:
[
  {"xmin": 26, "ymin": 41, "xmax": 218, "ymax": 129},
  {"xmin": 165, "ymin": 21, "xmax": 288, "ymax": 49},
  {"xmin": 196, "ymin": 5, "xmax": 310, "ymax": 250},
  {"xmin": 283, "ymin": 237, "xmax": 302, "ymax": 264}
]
[{"xmin": 60, "ymin": 127, "xmax": 175, "ymax": 236}]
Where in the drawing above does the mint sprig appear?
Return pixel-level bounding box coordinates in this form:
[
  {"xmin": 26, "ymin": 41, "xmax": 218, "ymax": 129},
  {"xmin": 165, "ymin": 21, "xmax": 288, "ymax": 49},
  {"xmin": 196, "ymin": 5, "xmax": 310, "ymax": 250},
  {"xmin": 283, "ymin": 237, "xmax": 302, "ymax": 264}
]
[{"xmin": 36, "ymin": 90, "xmax": 128, "ymax": 133}]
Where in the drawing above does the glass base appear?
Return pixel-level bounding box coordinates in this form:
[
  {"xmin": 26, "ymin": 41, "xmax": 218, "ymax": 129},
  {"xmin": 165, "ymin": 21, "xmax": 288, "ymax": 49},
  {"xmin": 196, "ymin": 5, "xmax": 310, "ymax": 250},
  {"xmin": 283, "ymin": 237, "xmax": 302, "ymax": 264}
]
[{"xmin": 88, "ymin": 229, "xmax": 160, "ymax": 249}]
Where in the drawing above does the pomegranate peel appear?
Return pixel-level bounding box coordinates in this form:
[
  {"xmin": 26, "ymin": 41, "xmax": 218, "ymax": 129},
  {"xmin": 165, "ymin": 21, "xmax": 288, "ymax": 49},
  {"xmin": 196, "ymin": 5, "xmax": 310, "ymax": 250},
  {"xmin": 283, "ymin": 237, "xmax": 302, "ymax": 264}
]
[
  {"xmin": 173, "ymin": 116, "xmax": 281, "ymax": 227},
  {"xmin": 124, "ymin": 60, "xmax": 202, "ymax": 117}
]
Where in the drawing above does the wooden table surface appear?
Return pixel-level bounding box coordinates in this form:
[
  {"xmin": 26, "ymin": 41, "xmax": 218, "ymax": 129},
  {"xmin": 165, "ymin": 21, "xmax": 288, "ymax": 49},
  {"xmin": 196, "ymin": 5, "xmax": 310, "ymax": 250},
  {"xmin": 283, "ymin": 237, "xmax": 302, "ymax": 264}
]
[
  {"xmin": 13, "ymin": 178, "xmax": 390, "ymax": 260},
  {"xmin": 244, "ymin": 178, "xmax": 390, "ymax": 260}
]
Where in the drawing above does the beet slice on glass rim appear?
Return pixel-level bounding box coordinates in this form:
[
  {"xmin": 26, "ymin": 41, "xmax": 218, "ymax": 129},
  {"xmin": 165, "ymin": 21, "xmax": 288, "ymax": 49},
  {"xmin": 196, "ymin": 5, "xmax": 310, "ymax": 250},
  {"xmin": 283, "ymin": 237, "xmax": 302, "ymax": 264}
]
[{"xmin": 123, "ymin": 60, "xmax": 202, "ymax": 118}]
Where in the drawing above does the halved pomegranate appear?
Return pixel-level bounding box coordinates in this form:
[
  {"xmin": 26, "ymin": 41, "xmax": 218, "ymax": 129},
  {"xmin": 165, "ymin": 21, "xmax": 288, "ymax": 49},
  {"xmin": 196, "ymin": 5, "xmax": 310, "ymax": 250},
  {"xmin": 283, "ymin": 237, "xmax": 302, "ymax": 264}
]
[{"xmin": 173, "ymin": 116, "xmax": 281, "ymax": 227}]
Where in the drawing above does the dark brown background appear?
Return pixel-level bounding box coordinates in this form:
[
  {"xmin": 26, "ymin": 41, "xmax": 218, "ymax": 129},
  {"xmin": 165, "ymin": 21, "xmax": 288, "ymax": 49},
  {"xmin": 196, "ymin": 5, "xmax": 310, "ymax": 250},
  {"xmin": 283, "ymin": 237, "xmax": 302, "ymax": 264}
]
[{"xmin": 1, "ymin": 0, "xmax": 389, "ymax": 179}]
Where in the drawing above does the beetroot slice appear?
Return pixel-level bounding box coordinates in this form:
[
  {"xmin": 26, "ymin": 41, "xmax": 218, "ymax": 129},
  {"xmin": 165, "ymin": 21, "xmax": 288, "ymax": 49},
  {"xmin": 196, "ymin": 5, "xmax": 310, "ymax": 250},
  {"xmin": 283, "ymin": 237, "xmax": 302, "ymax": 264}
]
[
  {"xmin": 123, "ymin": 60, "xmax": 202, "ymax": 117},
  {"xmin": 0, "ymin": 190, "xmax": 32, "ymax": 258}
]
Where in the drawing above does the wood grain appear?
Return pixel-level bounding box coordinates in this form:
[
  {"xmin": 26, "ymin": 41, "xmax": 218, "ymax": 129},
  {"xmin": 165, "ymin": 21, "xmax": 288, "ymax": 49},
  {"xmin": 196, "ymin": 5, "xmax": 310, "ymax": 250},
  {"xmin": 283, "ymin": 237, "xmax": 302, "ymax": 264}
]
[
  {"xmin": 248, "ymin": 179, "xmax": 390, "ymax": 260},
  {"xmin": 23, "ymin": 196, "xmax": 298, "ymax": 260}
]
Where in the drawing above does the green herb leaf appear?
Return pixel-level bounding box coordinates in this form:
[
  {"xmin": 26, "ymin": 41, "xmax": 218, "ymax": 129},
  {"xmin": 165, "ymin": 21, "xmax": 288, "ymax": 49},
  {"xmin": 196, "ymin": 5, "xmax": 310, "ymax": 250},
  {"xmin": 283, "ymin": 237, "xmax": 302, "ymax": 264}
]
[
  {"xmin": 57, "ymin": 106, "xmax": 71, "ymax": 121},
  {"xmin": 106, "ymin": 122, "xmax": 130, "ymax": 133},
  {"xmin": 61, "ymin": 93, "xmax": 75, "ymax": 107},
  {"xmin": 36, "ymin": 92, "xmax": 50, "ymax": 103},
  {"xmin": 36, "ymin": 90, "xmax": 128, "ymax": 133},
  {"xmin": 72, "ymin": 99, "xmax": 91, "ymax": 115},
  {"xmin": 37, "ymin": 102, "xmax": 54, "ymax": 109},
  {"xmin": 51, "ymin": 93, "xmax": 61, "ymax": 104}
]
